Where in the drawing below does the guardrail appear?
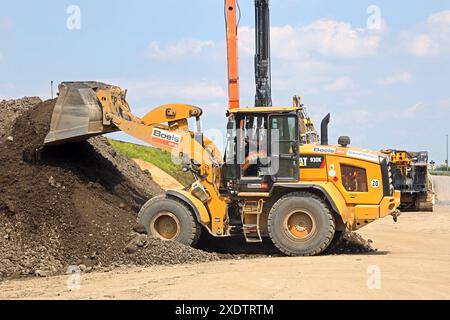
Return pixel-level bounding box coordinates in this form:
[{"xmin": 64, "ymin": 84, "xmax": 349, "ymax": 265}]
[{"xmin": 430, "ymin": 171, "xmax": 450, "ymax": 176}]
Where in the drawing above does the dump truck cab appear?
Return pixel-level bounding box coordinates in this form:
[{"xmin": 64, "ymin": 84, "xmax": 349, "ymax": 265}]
[{"xmin": 381, "ymin": 150, "xmax": 433, "ymax": 211}]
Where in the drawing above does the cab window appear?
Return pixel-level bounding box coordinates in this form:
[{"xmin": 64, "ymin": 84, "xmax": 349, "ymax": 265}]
[
  {"xmin": 270, "ymin": 116, "xmax": 296, "ymax": 154},
  {"xmin": 341, "ymin": 165, "xmax": 368, "ymax": 192},
  {"xmin": 239, "ymin": 115, "xmax": 268, "ymax": 178},
  {"xmin": 270, "ymin": 115, "xmax": 298, "ymax": 179}
]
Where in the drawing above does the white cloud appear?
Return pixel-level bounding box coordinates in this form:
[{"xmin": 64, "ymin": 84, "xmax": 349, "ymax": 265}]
[
  {"xmin": 144, "ymin": 39, "xmax": 214, "ymax": 60},
  {"xmin": 201, "ymin": 102, "xmax": 230, "ymax": 117},
  {"xmin": 405, "ymin": 10, "xmax": 450, "ymax": 57},
  {"xmin": 332, "ymin": 109, "xmax": 372, "ymax": 131},
  {"xmin": 376, "ymin": 72, "xmax": 412, "ymax": 85},
  {"xmin": 325, "ymin": 77, "xmax": 354, "ymax": 92},
  {"xmin": 286, "ymin": 58, "xmax": 347, "ymax": 80},
  {"xmin": 237, "ymin": 19, "xmax": 380, "ymax": 97},
  {"xmin": 0, "ymin": 83, "xmax": 15, "ymax": 90},
  {"xmin": 439, "ymin": 98, "xmax": 450, "ymax": 109},
  {"xmin": 350, "ymin": 110, "xmax": 370, "ymax": 123},
  {"xmin": 0, "ymin": 53, "xmax": 3, "ymax": 63},
  {"xmin": 299, "ymin": 87, "xmax": 321, "ymax": 95},
  {"xmin": 428, "ymin": 10, "xmax": 450, "ymax": 27},
  {"xmin": 0, "ymin": 83, "xmax": 49, "ymax": 100},
  {"xmin": 239, "ymin": 19, "xmax": 382, "ymax": 60},
  {"xmin": 398, "ymin": 102, "xmax": 425, "ymax": 119},
  {"xmin": 119, "ymin": 80, "xmax": 226, "ymax": 101},
  {"xmin": 408, "ymin": 34, "xmax": 437, "ymax": 57},
  {"xmin": 0, "ymin": 17, "xmax": 13, "ymax": 31}
]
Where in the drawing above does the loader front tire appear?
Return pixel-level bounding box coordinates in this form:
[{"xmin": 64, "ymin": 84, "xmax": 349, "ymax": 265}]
[
  {"xmin": 268, "ymin": 192, "xmax": 335, "ymax": 256},
  {"xmin": 138, "ymin": 195, "xmax": 201, "ymax": 246},
  {"xmin": 323, "ymin": 230, "xmax": 345, "ymax": 254}
]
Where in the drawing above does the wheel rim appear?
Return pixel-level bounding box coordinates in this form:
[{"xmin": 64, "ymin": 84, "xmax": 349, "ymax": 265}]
[
  {"xmin": 284, "ymin": 209, "xmax": 317, "ymax": 241},
  {"xmin": 150, "ymin": 212, "xmax": 181, "ymax": 241}
]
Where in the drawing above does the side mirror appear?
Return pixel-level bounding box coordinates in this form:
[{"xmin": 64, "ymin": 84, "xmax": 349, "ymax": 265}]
[{"xmin": 338, "ymin": 136, "xmax": 351, "ymax": 147}]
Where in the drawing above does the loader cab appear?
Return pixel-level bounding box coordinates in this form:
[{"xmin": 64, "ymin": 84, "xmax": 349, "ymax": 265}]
[{"xmin": 222, "ymin": 107, "xmax": 300, "ymax": 194}]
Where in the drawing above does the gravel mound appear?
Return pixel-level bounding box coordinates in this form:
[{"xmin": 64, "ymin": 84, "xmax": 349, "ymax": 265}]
[{"xmin": 0, "ymin": 98, "xmax": 218, "ymax": 280}]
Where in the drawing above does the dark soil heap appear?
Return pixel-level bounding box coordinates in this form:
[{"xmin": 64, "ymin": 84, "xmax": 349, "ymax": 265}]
[
  {"xmin": 0, "ymin": 97, "xmax": 42, "ymax": 138},
  {"xmin": 0, "ymin": 98, "xmax": 218, "ymax": 279}
]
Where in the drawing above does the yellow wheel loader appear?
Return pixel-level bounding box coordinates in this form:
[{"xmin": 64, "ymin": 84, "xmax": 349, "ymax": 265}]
[
  {"xmin": 44, "ymin": 81, "xmax": 400, "ymax": 256},
  {"xmin": 42, "ymin": 1, "xmax": 400, "ymax": 256}
]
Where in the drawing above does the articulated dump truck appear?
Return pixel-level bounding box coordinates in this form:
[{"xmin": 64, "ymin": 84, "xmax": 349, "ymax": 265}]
[
  {"xmin": 44, "ymin": 81, "xmax": 401, "ymax": 256},
  {"xmin": 381, "ymin": 150, "xmax": 434, "ymax": 212}
]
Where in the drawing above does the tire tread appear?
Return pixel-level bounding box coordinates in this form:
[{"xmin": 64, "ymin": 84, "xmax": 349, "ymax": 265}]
[
  {"xmin": 138, "ymin": 194, "xmax": 201, "ymax": 246},
  {"xmin": 268, "ymin": 191, "xmax": 335, "ymax": 256}
]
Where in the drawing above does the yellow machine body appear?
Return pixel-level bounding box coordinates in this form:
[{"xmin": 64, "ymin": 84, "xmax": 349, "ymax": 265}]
[{"xmin": 44, "ymin": 82, "xmax": 400, "ymax": 244}]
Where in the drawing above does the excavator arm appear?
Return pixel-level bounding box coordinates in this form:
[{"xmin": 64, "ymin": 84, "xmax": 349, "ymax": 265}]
[
  {"xmin": 254, "ymin": 0, "xmax": 272, "ymax": 107},
  {"xmin": 224, "ymin": 0, "xmax": 272, "ymax": 109},
  {"xmin": 225, "ymin": 0, "xmax": 240, "ymax": 110}
]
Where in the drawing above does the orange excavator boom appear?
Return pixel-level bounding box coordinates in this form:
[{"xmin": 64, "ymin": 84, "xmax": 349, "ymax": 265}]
[{"xmin": 225, "ymin": 0, "xmax": 240, "ymax": 110}]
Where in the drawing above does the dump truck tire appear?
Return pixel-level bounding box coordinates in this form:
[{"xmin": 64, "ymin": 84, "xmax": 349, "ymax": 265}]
[
  {"xmin": 138, "ymin": 195, "xmax": 201, "ymax": 246},
  {"xmin": 268, "ymin": 192, "xmax": 335, "ymax": 256}
]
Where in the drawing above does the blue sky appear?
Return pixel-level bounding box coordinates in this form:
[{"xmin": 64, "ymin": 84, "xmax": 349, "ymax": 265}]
[{"xmin": 1, "ymin": 0, "xmax": 449, "ymax": 164}]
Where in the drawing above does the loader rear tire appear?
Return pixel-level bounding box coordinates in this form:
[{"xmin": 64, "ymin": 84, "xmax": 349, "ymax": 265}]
[
  {"xmin": 268, "ymin": 192, "xmax": 335, "ymax": 256},
  {"xmin": 138, "ymin": 195, "xmax": 201, "ymax": 246}
]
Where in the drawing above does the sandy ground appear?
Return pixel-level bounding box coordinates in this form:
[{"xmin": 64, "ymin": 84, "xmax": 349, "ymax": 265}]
[
  {"xmin": 434, "ymin": 175, "xmax": 450, "ymax": 204},
  {"xmin": 1, "ymin": 177, "xmax": 449, "ymax": 300},
  {"xmin": 133, "ymin": 159, "xmax": 183, "ymax": 190}
]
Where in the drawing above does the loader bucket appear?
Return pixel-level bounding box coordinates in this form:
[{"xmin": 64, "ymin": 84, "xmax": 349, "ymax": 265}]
[{"xmin": 44, "ymin": 82, "xmax": 118, "ymax": 145}]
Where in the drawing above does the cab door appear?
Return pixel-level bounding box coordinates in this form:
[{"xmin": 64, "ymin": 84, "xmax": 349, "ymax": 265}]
[
  {"xmin": 235, "ymin": 114, "xmax": 272, "ymax": 193},
  {"xmin": 269, "ymin": 114, "xmax": 299, "ymax": 182}
]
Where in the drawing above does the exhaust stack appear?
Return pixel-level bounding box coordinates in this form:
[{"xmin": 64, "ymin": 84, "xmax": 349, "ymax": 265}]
[{"xmin": 321, "ymin": 113, "xmax": 331, "ymax": 146}]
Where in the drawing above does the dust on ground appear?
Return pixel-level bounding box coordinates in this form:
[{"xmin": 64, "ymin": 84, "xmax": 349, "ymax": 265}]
[{"xmin": 1, "ymin": 202, "xmax": 448, "ymax": 300}]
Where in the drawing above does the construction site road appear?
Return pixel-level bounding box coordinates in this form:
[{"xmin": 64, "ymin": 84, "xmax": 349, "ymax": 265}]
[
  {"xmin": 1, "ymin": 176, "xmax": 449, "ymax": 300},
  {"xmin": 434, "ymin": 175, "xmax": 450, "ymax": 204}
]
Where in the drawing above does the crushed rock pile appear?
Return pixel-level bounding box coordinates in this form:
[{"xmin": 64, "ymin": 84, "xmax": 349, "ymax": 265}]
[{"xmin": 0, "ymin": 98, "xmax": 218, "ymax": 280}]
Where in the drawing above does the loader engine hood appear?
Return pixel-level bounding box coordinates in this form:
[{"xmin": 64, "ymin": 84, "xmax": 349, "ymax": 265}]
[{"xmin": 303, "ymin": 144, "xmax": 384, "ymax": 164}]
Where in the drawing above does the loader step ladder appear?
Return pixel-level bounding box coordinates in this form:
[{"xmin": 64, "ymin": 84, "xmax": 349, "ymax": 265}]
[{"xmin": 241, "ymin": 199, "xmax": 264, "ymax": 243}]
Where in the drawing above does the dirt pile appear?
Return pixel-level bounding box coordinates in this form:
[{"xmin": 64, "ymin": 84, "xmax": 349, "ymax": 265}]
[
  {"xmin": 0, "ymin": 99, "xmax": 218, "ymax": 280},
  {"xmin": 0, "ymin": 97, "xmax": 42, "ymax": 138}
]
